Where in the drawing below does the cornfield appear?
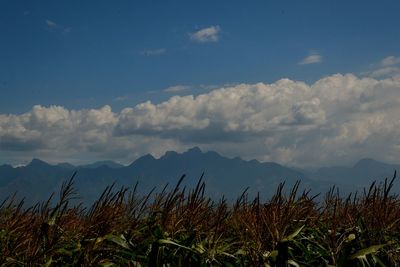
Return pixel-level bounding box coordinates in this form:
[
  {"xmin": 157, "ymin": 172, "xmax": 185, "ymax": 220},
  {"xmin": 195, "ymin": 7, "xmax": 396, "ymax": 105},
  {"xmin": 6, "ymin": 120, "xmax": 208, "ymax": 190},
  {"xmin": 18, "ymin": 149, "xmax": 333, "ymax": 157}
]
[{"xmin": 1, "ymin": 171, "xmax": 400, "ymax": 266}]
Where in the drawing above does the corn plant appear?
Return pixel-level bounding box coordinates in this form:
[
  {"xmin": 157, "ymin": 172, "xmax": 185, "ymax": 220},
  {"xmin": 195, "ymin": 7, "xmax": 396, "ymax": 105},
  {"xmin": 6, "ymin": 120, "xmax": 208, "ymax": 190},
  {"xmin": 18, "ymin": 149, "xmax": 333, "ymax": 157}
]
[{"xmin": 0, "ymin": 171, "xmax": 399, "ymax": 266}]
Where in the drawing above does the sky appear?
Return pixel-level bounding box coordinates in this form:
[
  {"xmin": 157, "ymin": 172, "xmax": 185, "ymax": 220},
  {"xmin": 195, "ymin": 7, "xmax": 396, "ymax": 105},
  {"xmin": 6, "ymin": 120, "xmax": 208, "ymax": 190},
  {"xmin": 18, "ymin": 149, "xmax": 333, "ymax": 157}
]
[{"xmin": 1, "ymin": 0, "xmax": 400, "ymax": 167}]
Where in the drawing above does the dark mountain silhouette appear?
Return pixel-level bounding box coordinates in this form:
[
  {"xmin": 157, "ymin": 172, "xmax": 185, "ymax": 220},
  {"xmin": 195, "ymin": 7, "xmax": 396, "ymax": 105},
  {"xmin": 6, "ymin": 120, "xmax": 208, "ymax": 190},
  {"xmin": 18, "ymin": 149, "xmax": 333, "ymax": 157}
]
[
  {"xmin": 120, "ymin": 147, "xmax": 318, "ymax": 198},
  {"xmin": 79, "ymin": 160, "xmax": 124, "ymax": 169},
  {"xmin": 56, "ymin": 162, "xmax": 76, "ymax": 169},
  {"xmin": 0, "ymin": 149, "xmax": 398, "ymax": 206}
]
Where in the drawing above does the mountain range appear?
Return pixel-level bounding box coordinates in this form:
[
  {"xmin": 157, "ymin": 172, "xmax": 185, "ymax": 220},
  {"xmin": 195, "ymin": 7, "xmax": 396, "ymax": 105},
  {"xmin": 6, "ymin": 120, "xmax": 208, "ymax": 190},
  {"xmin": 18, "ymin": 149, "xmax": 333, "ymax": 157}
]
[{"xmin": 0, "ymin": 147, "xmax": 398, "ymax": 206}]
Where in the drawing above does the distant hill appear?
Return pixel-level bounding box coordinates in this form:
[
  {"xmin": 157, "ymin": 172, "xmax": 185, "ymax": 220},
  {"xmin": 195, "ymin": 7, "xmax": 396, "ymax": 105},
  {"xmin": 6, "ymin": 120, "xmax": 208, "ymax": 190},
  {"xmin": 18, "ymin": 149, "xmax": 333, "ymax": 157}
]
[{"xmin": 0, "ymin": 148, "xmax": 398, "ymax": 206}]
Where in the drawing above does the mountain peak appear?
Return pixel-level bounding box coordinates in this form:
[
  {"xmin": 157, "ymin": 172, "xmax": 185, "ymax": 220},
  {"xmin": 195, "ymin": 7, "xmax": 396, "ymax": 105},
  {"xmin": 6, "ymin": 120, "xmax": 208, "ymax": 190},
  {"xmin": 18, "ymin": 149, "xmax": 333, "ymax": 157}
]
[
  {"xmin": 140, "ymin": 154, "xmax": 155, "ymax": 161},
  {"xmin": 81, "ymin": 160, "xmax": 124, "ymax": 169},
  {"xmin": 129, "ymin": 154, "xmax": 155, "ymax": 167},
  {"xmin": 27, "ymin": 158, "xmax": 50, "ymax": 167},
  {"xmin": 354, "ymin": 158, "xmax": 383, "ymax": 168},
  {"xmin": 185, "ymin": 147, "xmax": 202, "ymax": 155},
  {"xmin": 163, "ymin": 151, "xmax": 178, "ymax": 158}
]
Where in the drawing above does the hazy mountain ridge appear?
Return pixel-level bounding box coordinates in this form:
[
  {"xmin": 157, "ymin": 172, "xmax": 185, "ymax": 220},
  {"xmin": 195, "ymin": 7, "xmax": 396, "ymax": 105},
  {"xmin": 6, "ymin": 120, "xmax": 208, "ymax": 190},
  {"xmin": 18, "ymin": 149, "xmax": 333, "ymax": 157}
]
[
  {"xmin": 306, "ymin": 158, "xmax": 399, "ymax": 187},
  {"xmin": 0, "ymin": 148, "xmax": 398, "ymax": 206}
]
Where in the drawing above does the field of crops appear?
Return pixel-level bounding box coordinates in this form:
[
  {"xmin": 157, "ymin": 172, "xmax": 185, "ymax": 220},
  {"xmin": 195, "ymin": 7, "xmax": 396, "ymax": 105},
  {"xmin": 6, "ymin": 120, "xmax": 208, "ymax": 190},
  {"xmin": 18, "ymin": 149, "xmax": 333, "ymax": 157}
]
[{"xmin": 1, "ymin": 172, "xmax": 399, "ymax": 266}]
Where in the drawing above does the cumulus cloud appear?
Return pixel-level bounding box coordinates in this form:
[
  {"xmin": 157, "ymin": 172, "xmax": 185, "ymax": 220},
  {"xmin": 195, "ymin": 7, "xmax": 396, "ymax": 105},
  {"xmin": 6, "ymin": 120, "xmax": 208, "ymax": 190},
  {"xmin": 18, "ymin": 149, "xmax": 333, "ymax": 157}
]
[
  {"xmin": 2, "ymin": 74, "xmax": 400, "ymax": 167},
  {"xmin": 0, "ymin": 105, "xmax": 117, "ymax": 156},
  {"xmin": 190, "ymin": 25, "xmax": 221, "ymax": 43},
  {"xmin": 299, "ymin": 53, "xmax": 322, "ymax": 65}
]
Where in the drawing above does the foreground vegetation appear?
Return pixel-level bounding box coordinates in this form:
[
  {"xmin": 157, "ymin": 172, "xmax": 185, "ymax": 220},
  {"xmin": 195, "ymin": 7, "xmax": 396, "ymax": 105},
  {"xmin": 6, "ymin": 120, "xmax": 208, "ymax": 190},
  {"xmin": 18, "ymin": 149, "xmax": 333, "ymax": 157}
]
[{"xmin": 0, "ymin": 172, "xmax": 400, "ymax": 266}]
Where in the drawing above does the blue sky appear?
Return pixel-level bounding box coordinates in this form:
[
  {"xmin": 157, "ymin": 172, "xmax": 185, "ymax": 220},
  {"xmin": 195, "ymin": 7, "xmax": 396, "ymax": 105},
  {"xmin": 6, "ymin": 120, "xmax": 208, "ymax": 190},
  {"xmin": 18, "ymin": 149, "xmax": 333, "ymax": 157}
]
[
  {"xmin": 1, "ymin": 1, "xmax": 400, "ymax": 166},
  {"xmin": 1, "ymin": 0, "xmax": 399, "ymax": 113}
]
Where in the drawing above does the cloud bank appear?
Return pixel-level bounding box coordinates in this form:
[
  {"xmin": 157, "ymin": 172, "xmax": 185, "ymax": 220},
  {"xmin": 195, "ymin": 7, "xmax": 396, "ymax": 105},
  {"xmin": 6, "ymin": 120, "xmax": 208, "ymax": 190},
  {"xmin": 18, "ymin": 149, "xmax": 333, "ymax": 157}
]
[{"xmin": 1, "ymin": 74, "xmax": 400, "ymax": 167}]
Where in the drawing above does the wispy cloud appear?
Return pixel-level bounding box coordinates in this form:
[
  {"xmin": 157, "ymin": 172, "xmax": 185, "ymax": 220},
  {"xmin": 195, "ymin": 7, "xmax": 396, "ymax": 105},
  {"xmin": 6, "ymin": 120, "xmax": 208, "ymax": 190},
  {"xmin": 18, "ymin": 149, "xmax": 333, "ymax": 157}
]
[
  {"xmin": 163, "ymin": 85, "xmax": 191, "ymax": 93},
  {"xmin": 45, "ymin": 19, "xmax": 71, "ymax": 33},
  {"xmin": 46, "ymin": 20, "xmax": 58, "ymax": 28},
  {"xmin": 365, "ymin": 56, "xmax": 400, "ymax": 78},
  {"xmin": 299, "ymin": 53, "xmax": 322, "ymax": 65},
  {"xmin": 380, "ymin": 56, "xmax": 400, "ymax": 67},
  {"xmin": 190, "ymin": 25, "xmax": 221, "ymax": 43},
  {"xmin": 369, "ymin": 67, "xmax": 400, "ymax": 78},
  {"xmin": 114, "ymin": 95, "xmax": 130, "ymax": 102},
  {"xmin": 140, "ymin": 48, "xmax": 166, "ymax": 56}
]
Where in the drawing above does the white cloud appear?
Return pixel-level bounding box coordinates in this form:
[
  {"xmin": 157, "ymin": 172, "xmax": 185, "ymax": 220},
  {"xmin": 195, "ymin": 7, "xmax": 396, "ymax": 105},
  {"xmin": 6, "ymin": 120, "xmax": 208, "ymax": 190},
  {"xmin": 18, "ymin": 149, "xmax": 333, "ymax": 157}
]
[
  {"xmin": 0, "ymin": 105, "xmax": 117, "ymax": 153},
  {"xmin": 190, "ymin": 26, "xmax": 221, "ymax": 43},
  {"xmin": 299, "ymin": 54, "xmax": 322, "ymax": 65},
  {"xmin": 369, "ymin": 66, "xmax": 400, "ymax": 78},
  {"xmin": 380, "ymin": 56, "xmax": 400, "ymax": 67},
  {"xmin": 114, "ymin": 95, "xmax": 130, "ymax": 102},
  {"xmin": 45, "ymin": 19, "xmax": 71, "ymax": 33},
  {"xmin": 46, "ymin": 20, "xmax": 58, "ymax": 28},
  {"xmin": 163, "ymin": 85, "xmax": 191, "ymax": 93},
  {"xmin": 365, "ymin": 56, "xmax": 400, "ymax": 78},
  {"xmin": 140, "ymin": 48, "xmax": 166, "ymax": 56},
  {"xmin": 2, "ymin": 74, "xmax": 400, "ymax": 167}
]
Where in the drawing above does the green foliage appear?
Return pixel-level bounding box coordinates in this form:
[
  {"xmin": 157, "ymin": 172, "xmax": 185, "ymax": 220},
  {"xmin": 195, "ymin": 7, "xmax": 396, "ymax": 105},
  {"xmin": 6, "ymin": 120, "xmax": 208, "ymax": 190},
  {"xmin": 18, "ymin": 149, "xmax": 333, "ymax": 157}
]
[{"xmin": 0, "ymin": 172, "xmax": 400, "ymax": 266}]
